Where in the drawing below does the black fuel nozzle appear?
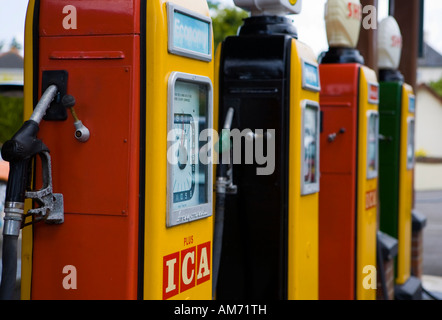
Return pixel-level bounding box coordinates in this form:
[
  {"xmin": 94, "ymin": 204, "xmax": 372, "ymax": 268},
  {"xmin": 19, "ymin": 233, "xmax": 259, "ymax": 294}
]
[
  {"xmin": 1, "ymin": 85, "xmax": 58, "ymax": 236},
  {"xmin": 1, "ymin": 120, "xmax": 49, "ymax": 215},
  {"xmin": 0, "ymin": 85, "xmax": 65, "ymax": 300},
  {"xmin": 216, "ymin": 107, "xmax": 237, "ymax": 194},
  {"xmin": 213, "ymin": 107, "xmax": 236, "ymax": 299}
]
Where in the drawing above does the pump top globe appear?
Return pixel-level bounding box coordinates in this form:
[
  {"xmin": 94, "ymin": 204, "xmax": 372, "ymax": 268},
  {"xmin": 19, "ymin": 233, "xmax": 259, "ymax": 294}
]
[
  {"xmin": 378, "ymin": 16, "xmax": 403, "ymax": 70},
  {"xmin": 325, "ymin": 0, "xmax": 362, "ymax": 48},
  {"xmin": 233, "ymin": 0, "xmax": 302, "ymax": 15}
]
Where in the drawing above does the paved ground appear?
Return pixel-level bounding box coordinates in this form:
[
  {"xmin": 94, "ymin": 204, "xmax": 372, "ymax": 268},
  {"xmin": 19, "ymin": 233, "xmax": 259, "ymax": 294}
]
[
  {"xmin": 416, "ymin": 190, "xmax": 442, "ymax": 298},
  {"xmin": 0, "ymin": 190, "xmax": 439, "ymax": 299},
  {"xmin": 415, "ymin": 190, "xmax": 442, "ymax": 277}
]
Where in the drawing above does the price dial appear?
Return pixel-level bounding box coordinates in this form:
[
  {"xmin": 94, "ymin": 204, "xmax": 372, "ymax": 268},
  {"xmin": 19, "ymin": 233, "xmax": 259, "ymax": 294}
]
[{"xmin": 167, "ymin": 72, "xmax": 213, "ymax": 227}]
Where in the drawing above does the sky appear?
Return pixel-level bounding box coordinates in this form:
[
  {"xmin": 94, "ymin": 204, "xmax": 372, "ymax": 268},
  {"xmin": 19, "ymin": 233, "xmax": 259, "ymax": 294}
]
[
  {"xmin": 219, "ymin": 0, "xmax": 441, "ymax": 57},
  {"xmin": 0, "ymin": 0, "xmax": 441, "ymax": 57},
  {"xmin": 0, "ymin": 0, "xmax": 27, "ymax": 54}
]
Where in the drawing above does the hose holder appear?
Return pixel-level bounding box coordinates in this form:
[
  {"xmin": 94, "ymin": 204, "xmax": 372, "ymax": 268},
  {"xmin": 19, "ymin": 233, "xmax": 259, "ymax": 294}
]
[{"xmin": 24, "ymin": 151, "xmax": 64, "ymax": 226}]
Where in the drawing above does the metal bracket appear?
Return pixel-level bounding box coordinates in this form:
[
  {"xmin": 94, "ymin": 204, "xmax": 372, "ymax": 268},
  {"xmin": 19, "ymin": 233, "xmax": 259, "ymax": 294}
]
[
  {"xmin": 41, "ymin": 70, "xmax": 69, "ymax": 121},
  {"xmin": 328, "ymin": 127, "xmax": 346, "ymax": 142},
  {"xmin": 24, "ymin": 151, "xmax": 64, "ymax": 226},
  {"xmin": 216, "ymin": 166, "xmax": 238, "ymax": 195}
]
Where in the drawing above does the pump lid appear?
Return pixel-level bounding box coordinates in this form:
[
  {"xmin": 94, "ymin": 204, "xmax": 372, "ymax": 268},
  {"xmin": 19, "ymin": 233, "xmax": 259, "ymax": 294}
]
[
  {"xmin": 378, "ymin": 16, "xmax": 402, "ymax": 70},
  {"xmin": 325, "ymin": 0, "xmax": 362, "ymax": 48},
  {"xmin": 233, "ymin": 0, "xmax": 302, "ymax": 16}
]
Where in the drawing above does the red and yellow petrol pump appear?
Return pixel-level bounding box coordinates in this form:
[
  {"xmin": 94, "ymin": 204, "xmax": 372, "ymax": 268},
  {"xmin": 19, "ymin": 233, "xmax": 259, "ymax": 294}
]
[
  {"xmin": 214, "ymin": 0, "xmax": 320, "ymax": 300},
  {"xmin": 318, "ymin": 0, "xmax": 379, "ymax": 300},
  {"xmin": 0, "ymin": 0, "xmax": 215, "ymax": 300}
]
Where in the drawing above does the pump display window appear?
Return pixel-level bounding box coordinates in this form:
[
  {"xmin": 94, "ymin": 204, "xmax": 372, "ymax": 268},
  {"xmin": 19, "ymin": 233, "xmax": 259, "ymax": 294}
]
[
  {"xmin": 367, "ymin": 112, "xmax": 379, "ymax": 179},
  {"xmin": 407, "ymin": 118, "xmax": 415, "ymax": 170},
  {"xmin": 301, "ymin": 101, "xmax": 320, "ymax": 195}
]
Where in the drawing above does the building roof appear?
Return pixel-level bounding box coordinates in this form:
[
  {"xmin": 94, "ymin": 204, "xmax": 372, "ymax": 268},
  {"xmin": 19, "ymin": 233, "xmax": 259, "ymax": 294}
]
[
  {"xmin": 0, "ymin": 50, "xmax": 24, "ymax": 69},
  {"xmin": 418, "ymin": 42, "xmax": 442, "ymax": 68}
]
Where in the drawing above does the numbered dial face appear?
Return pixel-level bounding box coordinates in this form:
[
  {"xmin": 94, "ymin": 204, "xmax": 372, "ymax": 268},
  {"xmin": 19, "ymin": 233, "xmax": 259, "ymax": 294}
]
[
  {"xmin": 171, "ymin": 80, "xmax": 206, "ymax": 212},
  {"xmin": 173, "ymin": 113, "xmax": 196, "ymax": 204},
  {"xmin": 167, "ymin": 74, "xmax": 212, "ymax": 227}
]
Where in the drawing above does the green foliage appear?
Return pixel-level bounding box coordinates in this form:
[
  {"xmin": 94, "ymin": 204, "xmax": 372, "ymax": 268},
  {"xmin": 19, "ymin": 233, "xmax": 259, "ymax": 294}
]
[
  {"xmin": 208, "ymin": 1, "xmax": 249, "ymax": 49},
  {"xmin": 208, "ymin": 0, "xmax": 220, "ymax": 10},
  {"xmin": 0, "ymin": 95, "xmax": 24, "ymax": 145},
  {"xmin": 429, "ymin": 78, "xmax": 442, "ymax": 97},
  {"xmin": 10, "ymin": 37, "xmax": 22, "ymax": 51}
]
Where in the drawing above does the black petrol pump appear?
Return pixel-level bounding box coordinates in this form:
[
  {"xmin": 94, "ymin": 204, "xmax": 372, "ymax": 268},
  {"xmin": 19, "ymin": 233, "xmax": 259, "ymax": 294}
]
[{"xmin": 214, "ymin": 0, "xmax": 321, "ymax": 300}]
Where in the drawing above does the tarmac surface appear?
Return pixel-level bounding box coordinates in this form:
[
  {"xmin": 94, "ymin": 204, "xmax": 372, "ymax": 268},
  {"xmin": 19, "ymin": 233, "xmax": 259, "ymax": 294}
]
[
  {"xmin": 416, "ymin": 190, "xmax": 442, "ymax": 277},
  {"xmin": 416, "ymin": 190, "xmax": 442, "ymax": 298},
  {"xmin": 0, "ymin": 190, "xmax": 440, "ymax": 300}
]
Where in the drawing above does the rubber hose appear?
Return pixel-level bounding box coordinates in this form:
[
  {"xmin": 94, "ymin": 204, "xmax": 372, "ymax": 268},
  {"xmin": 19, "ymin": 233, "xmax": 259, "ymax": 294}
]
[
  {"xmin": 0, "ymin": 235, "xmax": 18, "ymax": 300},
  {"xmin": 212, "ymin": 192, "xmax": 226, "ymax": 299}
]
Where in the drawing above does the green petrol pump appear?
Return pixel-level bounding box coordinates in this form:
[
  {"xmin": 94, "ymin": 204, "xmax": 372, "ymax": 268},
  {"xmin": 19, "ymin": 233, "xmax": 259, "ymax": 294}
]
[{"xmin": 378, "ymin": 16, "xmax": 422, "ymax": 299}]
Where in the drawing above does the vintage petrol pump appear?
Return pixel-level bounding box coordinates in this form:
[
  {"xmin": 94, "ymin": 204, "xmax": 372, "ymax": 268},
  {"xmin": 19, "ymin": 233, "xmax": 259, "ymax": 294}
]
[
  {"xmin": 318, "ymin": 0, "xmax": 379, "ymax": 300},
  {"xmin": 378, "ymin": 17, "xmax": 422, "ymax": 299},
  {"xmin": 4, "ymin": 0, "xmax": 215, "ymax": 300},
  {"xmin": 214, "ymin": 0, "xmax": 321, "ymax": 300}
]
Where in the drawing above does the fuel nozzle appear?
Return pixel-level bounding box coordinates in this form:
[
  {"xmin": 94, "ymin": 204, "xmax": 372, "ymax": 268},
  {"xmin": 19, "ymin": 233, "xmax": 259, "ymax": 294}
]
[
  {"xmin": 0, "ymin": 85, "xmax": 65, "ymax": 300},
  {"xmin": 216, "ymin": 107, "xmax": 237, "ymax": 195},
  {"xmin": 62, "ymin": 94, "xmax": 90, "ymax": 143},
  {"xmin": 213, "ymin": 107, "xmax": 237, "ymax": 299},
  {"xmin": 1, "ymin": 84, "xmax": 65, "ymax": 233}
]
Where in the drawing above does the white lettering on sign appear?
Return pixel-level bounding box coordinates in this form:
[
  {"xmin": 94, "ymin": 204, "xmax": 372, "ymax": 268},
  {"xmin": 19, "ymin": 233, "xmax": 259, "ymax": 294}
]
[
  {"xmin": 62, "ymin": 5, "xmax": 77, "ymax": 30},
  {"xmin": 165, "ymin": 257, "xmax": 178, "ymax": 294},
  {"xmin": 182, "ymin": 250, "xmax": 195, "ymax": 286},
  {"xmin": 172, "ymin": 11, "xmax": 210, "ymax": 56},
  {"xmin": 197, "ymin": 246, "xmax": 210, "ymax": 281},
  {"xmin": 163, "ymin": 242, "xmax": 211, "ymax": 299}
]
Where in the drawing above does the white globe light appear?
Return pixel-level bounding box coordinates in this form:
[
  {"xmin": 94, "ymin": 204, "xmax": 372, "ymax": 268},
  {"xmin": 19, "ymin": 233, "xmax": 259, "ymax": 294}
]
[
  {"xmin": 325, "ymin": 0, "xmax": 362, "ymax": 48},
  {"xmin": 378, "ymin": 16, "xmax": 402, "ymax": 70},
  {"xmin": 233, "ymin": 0, "xmax": 302, "ymax": 15}
]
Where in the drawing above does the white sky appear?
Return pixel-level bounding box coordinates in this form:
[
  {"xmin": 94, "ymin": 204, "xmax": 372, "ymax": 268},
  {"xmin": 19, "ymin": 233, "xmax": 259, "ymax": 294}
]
[
  {"xmin": 220, "ymin": 0, "xmax": 442, "ymax": 57},
  {"xmin": 0, "ymin": 0, "xmax": 440, "ymax": 57}
]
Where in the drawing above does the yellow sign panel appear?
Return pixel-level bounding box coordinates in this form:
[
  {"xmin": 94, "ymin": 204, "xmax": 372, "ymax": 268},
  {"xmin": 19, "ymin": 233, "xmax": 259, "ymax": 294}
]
[
  {"xmin": 22, "ymin": 0, "xmax": 214, "ymax": 300},
  {"xmin": 143, "ymin": 0, "xmax": 214, "ymax": 300},
  {"xmin": 356, "ymin": 66, "xmax": 379, "ymax": 300},
  {"xmin": 287, "ymin": 40, "xmax": 320, "ymax": 300},
  {"xmin": 396, "ymin": 84, "xmax": 414, "ymax": 285}
]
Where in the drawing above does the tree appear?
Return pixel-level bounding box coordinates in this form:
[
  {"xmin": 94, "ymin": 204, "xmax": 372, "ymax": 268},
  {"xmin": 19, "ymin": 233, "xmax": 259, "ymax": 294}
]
[
  {"xmin": 0, "ymin": 95, "xmax": 24, "ymax": 145},
  {"xmin": 429, "ymin": 78, "xmax": 442, "ymax": 97},
  {"xmin": 9, "ymin": 37, "xmax": 22, "ymax": 51},
  {"xmin": 208, "ymin": 0, "xmax": 249, "ymax": 49}
]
